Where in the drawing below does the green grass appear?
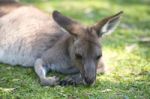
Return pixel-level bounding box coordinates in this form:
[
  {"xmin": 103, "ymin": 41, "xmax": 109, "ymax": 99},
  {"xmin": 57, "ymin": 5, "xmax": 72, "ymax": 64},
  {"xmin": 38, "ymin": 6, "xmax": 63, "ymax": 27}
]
[{"xmin": 0, "ymin": 0, "xmax": 150, "ymax": 98}]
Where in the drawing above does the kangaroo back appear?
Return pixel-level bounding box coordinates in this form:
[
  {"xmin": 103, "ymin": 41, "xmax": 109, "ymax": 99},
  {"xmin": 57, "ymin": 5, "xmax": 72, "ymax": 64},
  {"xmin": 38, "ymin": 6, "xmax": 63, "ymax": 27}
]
[
  {"xmin": 0, "ymin": 0, "xmax": 21, "ymax": 17},
  {"xmin": 0, "ymin": 4, "xmax": 65, "ymax": 66}
]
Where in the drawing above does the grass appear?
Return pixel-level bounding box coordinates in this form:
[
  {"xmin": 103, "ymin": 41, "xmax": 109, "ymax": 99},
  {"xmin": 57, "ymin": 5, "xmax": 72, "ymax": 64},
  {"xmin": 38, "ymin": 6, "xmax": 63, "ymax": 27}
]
[{"xmin": 0, "ymin": 0, "xmax": 150, "ymax": 98}]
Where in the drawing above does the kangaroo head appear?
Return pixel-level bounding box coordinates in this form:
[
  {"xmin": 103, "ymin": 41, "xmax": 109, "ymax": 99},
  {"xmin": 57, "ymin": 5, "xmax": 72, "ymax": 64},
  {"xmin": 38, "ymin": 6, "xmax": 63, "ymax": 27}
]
[{"xmin": 53, "ymin": 11, "xmax": 123, "ymax": 85}]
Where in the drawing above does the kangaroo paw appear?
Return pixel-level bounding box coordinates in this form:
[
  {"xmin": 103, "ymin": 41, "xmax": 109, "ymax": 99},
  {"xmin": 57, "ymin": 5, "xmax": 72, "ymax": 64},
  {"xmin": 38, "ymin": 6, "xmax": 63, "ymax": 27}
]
[
  {"xmin": 59, "ymin": 74, "xmax": 83, "ymax": 86},
  {"xmin": 59, "ymin": 79, "xmax": 77, "ymax": 86},
  {"xmin": 40, "ymin": 76, "xmax": 60, "ymax": 86}
]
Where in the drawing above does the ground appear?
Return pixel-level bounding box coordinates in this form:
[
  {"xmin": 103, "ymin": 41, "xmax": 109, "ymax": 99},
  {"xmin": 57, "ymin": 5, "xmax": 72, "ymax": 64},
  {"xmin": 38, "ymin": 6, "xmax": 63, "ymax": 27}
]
[{"xmin": 0, "ymin": 0, "xmax": 150, "ymax": 99}]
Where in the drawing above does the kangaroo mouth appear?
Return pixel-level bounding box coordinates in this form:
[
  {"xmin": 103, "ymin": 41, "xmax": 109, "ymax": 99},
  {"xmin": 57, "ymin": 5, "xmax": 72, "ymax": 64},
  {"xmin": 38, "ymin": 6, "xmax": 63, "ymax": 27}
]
[{"xmin": 81, "ymin": 72, "xmax": 96, "ymax": 86}]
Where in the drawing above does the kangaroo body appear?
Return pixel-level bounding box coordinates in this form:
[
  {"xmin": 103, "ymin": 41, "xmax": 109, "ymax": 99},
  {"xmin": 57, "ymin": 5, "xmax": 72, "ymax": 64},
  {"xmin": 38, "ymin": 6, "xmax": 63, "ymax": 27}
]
[
  {"xmin": 0, "ymin": 6, "xmax": 67, "ymax": 67},
  {"xmin": 0, "ymin": 1, "xmax": 123, "ymax": 86}
]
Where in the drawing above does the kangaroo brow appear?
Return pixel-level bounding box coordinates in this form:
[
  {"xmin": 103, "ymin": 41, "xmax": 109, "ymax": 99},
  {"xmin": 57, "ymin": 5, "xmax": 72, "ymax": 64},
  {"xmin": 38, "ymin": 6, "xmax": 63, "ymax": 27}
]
[{"xmin": 84, "ymin": 38, "xmax": 100, "ymax": 48}]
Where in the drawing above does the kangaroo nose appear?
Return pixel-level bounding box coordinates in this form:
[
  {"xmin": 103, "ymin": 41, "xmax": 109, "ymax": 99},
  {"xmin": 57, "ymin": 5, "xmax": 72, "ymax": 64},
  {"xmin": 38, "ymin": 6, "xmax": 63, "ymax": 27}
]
[
  {"xmin": 85, "ymin": 78, "xmax": 94, "ymax": 85},
  {"xmin": 83, "ymin": 76, "xmax": 95, "ymax": 86},
  {"xmin": 83, "ymin": 60, "xmax": 96, "ymax": 86}
]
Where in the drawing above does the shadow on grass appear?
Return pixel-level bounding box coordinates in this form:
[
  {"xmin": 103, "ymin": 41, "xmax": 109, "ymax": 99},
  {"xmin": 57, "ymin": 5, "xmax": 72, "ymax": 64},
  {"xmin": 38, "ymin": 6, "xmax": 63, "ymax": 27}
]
[{"xmin": 108, "ymin": 0, "xmax": 150, "ymax": 6}]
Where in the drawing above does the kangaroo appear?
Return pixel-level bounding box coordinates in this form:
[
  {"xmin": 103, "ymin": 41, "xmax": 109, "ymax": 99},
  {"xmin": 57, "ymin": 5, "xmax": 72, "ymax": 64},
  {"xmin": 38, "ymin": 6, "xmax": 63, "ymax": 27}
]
[{"xmin": 0, "ymin": 0, "xmax": 123, "ymax": 86}]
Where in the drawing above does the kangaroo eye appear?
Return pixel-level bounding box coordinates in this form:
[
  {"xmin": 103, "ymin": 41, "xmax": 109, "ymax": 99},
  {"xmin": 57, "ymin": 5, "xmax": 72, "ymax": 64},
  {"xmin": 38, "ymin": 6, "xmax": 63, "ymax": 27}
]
[
  {"xmin": 96, "ymin": 54, "xmax": 102, "ymax": 60},
  {"xmin": 75, "ymin": 54, "xmax": 82, "ymax": 59}
]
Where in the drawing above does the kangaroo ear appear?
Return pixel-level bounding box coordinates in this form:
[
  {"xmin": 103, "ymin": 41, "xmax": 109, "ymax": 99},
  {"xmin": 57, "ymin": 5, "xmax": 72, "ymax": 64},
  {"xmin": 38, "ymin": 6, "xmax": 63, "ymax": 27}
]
[
  {"xmin": 52, "ymin": 10, "xmax": 83, "ymax": 36},
  {"xmin": 92, "ymin": 11, "xmax": 123, "ymax": 37}
]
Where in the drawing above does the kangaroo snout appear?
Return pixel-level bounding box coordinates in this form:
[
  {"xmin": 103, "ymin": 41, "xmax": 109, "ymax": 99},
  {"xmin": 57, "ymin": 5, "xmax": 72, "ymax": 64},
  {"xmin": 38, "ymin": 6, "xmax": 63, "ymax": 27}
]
[
  {"xmin": 82, "ymin": 61, "xmax": 96, "ymax": 85},
  {"xmin": 83, "ymin": 75, "xmax": 96, "ymax": 85}
]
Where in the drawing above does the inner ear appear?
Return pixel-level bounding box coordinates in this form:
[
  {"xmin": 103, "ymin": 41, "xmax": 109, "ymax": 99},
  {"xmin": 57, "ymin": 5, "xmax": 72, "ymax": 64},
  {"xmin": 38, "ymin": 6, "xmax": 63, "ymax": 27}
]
[
  {"xmin": 52, "ymin": 10, "xmax": 83, "ymax": 36},
  {"xmin": 92, "ymin": 11, "xmax": 123, "ymax": 37}
]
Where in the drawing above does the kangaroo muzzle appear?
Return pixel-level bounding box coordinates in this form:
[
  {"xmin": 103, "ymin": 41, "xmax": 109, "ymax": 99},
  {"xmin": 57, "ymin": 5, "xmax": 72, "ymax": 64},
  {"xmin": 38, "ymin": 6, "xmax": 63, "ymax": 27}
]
[{"xmin": 83, "ymin": 60, "xmax": 96, "ymax": 85}]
